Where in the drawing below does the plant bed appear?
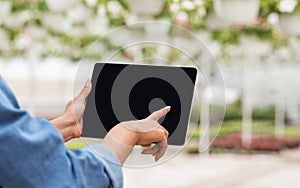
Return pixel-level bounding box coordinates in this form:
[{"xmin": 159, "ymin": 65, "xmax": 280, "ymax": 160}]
[
  {"xmin": 210, "ymin": 132, "xmax": 300, "ymax": 152},
  {"xmin": 278, "ymin": 137, "xmax": 300, "ymax": 149}
]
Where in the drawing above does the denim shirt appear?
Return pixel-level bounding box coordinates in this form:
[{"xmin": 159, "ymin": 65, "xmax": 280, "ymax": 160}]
[{"xmin": 0, "ymin": 76, "xmax": 123, "ymax": 188}]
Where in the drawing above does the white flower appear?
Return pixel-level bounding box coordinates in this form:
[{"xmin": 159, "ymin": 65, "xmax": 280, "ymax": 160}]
[
  {"xmin": 107, "ymin": 1, "xmax": 123, "ymax": 17},
  {"xmin": 170, "ymin": 3, "xmax": 180, "ymax": 13},
  {"xmin": 181, "ymin": 0, "xmax": 195, "ymax": 11},
  {"xmin": 46, "ymin": 0, "xmax": 79, "ymax": 13},
  {"xmin": 279, "ymin": 0, "xmax": 298, "ymax": 13},
  {"xmin": 28, "ymin": 25, "xmax": 48, "ymax": 40},
  {"xmin": 42, "ymin": 13, "xmax": 72, "ymax": 34},
  {"xmin": 85, "ymin": 0, "xmax": 97, "ymax": 7},
  {"xmin": 67, "ymin": 25, "xmax": 86, "ymax": 37},
  {"xmin": 268, "ymin": 13, "xmax": 279, "ymax": 25},
  {"xmin": 87, "ymin": 15, "xmax": 109, "ymax": 35},
  {"xmin": 3, "ymin": 11, "xmax": 30, "ymax": 29},
  {"xmin": 67, "ymin": 4, "xmax": 91, "ymax": 23}
]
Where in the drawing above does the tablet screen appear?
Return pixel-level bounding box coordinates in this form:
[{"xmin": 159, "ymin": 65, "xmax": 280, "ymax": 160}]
[{"xmin": 83, "ymin": 63, "xmax": 197, "ymax": 145}]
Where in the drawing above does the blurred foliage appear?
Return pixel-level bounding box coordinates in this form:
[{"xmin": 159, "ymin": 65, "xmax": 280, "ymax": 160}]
[
  {"xmin": 188, "ymin": 120, "xmax": 300, "ymax": 139},
  {"xmin": 224, "ymin": 99, "xmax": 276, "ymax": 121},
  {"xmin": 190, "ymin": 99, "xmax": 276, "ymax": 122},
  {"xmin": 11, "ymin": 0, "xmax": 48, "ymax": 12},
  {"xmin": 259, "ymin": 0, "xmax": 280, "ymax": 18},
  {"xmin": 68, "ymin": 120, "xmax": 300, "ymax": 150},
  {"xmin": 259, "ymin": 0, "xmax": 300, "ymax": 17},
  {"xmin": 1, "ymin": 0, "xmax": 300, "ymax": 60},
  {"xmin": 211, "ymin": 19, "xmax": 287, "ymax": 47},
  {"xmin": 253, "ymin": 106, "xmax": 276, "ymax": 120}
]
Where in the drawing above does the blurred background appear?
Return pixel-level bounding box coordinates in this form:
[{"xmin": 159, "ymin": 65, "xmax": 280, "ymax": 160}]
[{"xmin": 0, "ymin": 0, "xmax": 300, "ymax": 187}]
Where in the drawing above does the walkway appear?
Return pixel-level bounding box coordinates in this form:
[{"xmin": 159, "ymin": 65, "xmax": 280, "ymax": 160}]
[{"xmin": 124, "ymin": 149, "xmax": 300, "ymax": 188}]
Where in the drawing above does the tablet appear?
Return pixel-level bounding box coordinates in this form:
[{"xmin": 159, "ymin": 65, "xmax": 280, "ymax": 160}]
[{"xmin": 83, "ymin": 62, "xmax": 197, "ymax": 145}]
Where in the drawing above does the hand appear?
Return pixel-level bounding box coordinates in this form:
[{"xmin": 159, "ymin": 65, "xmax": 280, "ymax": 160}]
[
  {"xmin": 51, "ymin": 80, "xmax": 91, "ymax": 142},
  {"xmin": 102, "ymin": 106, "xmax": 170, "ymax": 164}
]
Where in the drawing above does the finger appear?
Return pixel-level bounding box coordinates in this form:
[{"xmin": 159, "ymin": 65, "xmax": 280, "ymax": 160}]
[
  {"xmin": 152, "ymin": 128, "xmax": 168, "ymax": 143},
  {"xmin": 141, "ymin": 141, "xmax": 168, "ymax": 161},
  {"xmin": 141, "ymin": 147, "xmax": 155, "ymax": 155},
  {"xmin": 141, "ymin": 144, "xmax": 152, "ymax": 147},
  {"xmin": 155, "ymin": 148, "xmax": 166, "ymax": 161},
  {"xmin": 148, "ymin": 106, "xmax": 171, "ymax": 121},
  {"xmin": 76, "ymin": 79, "xmax": 92, "ymax": 102},
  {"xmin": 154, "ymin": 142, "xmax": 168, "ymax": 161},
  {"xmin": 141, "ymin": 145, "xmax": 159, "ymax": 156},
  {"xmin": 160, "ymin": 126, "xmax": 169, "ymax": 138}
]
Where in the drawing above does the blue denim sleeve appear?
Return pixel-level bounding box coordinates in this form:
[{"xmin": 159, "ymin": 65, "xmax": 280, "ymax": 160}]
[{"xmin": 0, "ymin": 77, "xmax": 123, "ymax": 188}]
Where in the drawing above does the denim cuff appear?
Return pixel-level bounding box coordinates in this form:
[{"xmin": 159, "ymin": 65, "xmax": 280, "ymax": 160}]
[{"xmin": 87, "ymin": 143, "xmax": 123, "ymax": 188}]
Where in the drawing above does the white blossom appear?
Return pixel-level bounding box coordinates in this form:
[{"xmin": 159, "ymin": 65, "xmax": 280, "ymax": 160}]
[
  {"xmin": 42, "ymin": 13, "xmax": 72, "ymax": 34},
  {"xmin": 46, "ymin": 0, "xmax": 79, "ymax": 13},
  {"xmin": 182, "ymin": 0, "xmax": 195, "ymax": 10},
  {"xmin": 3, "ymin": 11, "xmax": 30, "ymax": 29},
  {"xmin": 67, "ymin": 4, "xmax": 91, "ymax": 23},
  {"xmin": 279, "ymin": 0, "xmax": 298, "ymax": 13}
]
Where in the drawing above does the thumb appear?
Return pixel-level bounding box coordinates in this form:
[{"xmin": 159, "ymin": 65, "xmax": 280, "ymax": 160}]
[
  {"xmin": 148, "ymin": 106, "xmax": 171, "ymax": 121},
  {"xmin": 76, "ymin": 79, "xmax": 92, "ymax": 102}
]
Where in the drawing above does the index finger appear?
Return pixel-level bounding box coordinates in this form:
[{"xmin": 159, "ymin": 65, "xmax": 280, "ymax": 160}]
[{"xmin": 148, "ymin": 106, "xmax": 171, "ymax": 121}]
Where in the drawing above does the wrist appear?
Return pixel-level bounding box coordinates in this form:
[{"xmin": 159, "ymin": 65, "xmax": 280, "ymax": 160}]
[
  {"xmin": 102, "ymin": 123, "xmax": 138, "ymax": 164},
  {"xmin": 109, "ymin": 123, "xmax": 138, "ymax": 147},
  {"xmin": 61, "ymin": 112, "xmax": 76, "ymax": 126}
]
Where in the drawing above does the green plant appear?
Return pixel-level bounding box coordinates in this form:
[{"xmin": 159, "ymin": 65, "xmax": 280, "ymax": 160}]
[
  {"xmin": 259, "ymin": 0, "xmax": 280, "ymax": 18},
  {"xmin": 252, "ymin": 105, "xmax": 275, "ymax": 120},
  {"xmin": 211, "ymin": 24, "xmax": 286, "ymax": 47},
  {"xmin": 259, "ymin": 0, "xmax": 300, "ymax": 18},
  {"xmin": 188, "ymin": 119, "xmax": 300, "ymax": 139}
]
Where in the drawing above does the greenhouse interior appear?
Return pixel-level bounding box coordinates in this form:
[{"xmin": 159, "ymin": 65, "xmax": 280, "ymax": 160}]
[{"xmin": 0, "ymin": 0, "xmax": 300, "ymax": 187}]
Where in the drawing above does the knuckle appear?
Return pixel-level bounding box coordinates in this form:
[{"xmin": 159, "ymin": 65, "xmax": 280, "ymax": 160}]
[{"xmin": 152, "ymin": 111, "xmax": 159, "ymax": 116}]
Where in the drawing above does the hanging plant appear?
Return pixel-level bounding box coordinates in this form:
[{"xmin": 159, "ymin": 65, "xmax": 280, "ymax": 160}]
[
  {"xmin": 127, "ymin": 0, "xmax": 165, "ymax": 17},
  {"xmin": 259, "ymin": 0, "xmax": 280, "ymax": 19},
  {"xmin": 211, "ymin": 23, "xmax": 286, "ymax": 47},
  {"xmin": 45, "ymin": 0, "xmax": 77, "ymax": 13},
  {"xmin": 277, "ymin": 0, "xmax": 300, "ymax": 36},
  {"xmin": 204, "ymin": 0, "xmax": 230, "ymax": 31},
  {"xmin": 103, "ymin": 0, "xmax": 128, "ymax": 26},
  {"xmin": 278, "ymin": 0, "xmax": 300, "ymax": 14},
  {"xmin": 213, "ymin": 0, "xmax": 260, "ymax": 25},
  {"xmin": 259, "ymin": 0, "xmax": 300, "ymax": 18}
]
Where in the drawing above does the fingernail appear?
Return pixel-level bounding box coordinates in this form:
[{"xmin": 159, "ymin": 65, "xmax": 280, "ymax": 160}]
[{"xmin": 165, "ymin": 106, "xmax": 171, "ymax": 111}]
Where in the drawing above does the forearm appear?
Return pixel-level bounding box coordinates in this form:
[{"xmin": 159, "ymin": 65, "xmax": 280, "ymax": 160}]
[
  {"xmin": 101, "ymin": 123, "xmax": 137, "ymax": 165},
  {"xmin": 51, "ymin": 115, "xmax": 75, "ymax": 142},
  {"xmin": 101, "ymin": 112, "xmax": 169, "ymax": 164}
]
